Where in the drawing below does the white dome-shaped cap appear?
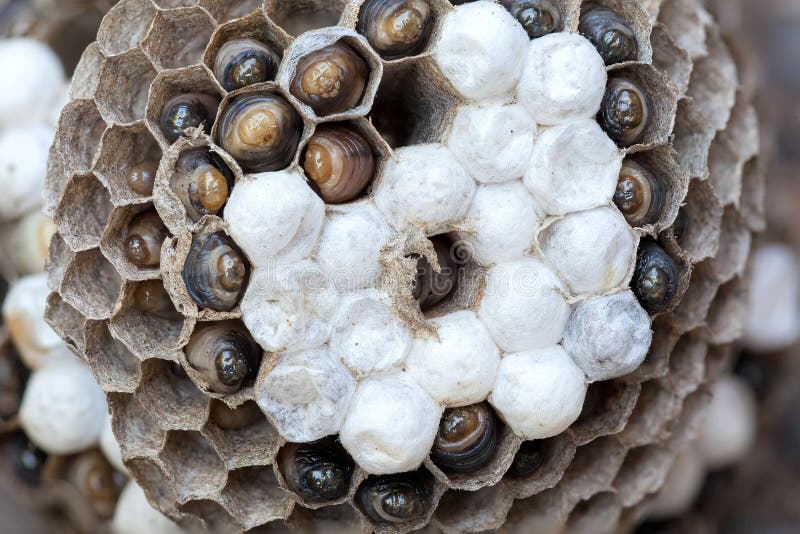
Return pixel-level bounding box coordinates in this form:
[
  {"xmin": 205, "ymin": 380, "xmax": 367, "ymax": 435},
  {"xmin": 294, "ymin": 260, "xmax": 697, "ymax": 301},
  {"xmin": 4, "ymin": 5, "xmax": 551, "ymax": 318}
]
[
  {"xmin": 434, "ymin": 1, "xmax": 530, "ymax": 102},
  {"xmin": 446, "ymin": 103, "xmax": 537, "ymax": 184},
  {"xmin": 478, "ymin": 258, "xmax": 571, "ymax": 352},
  {"xmin": 374, "ymin": 144, "xmax": 475, "ymax": 234},
  {"xmin": 340, "ymin": 371, "xmax": 442, "ymax": 474},
  {"xmin": 563, "ymin": 291, "xmax": 652, "ymax": 381},
  {"xmin": 19, "ymin": 360, "xmax": 107, "ymax": 455},
  {"xmin": 456, "ymin": 181, "xmax": 542, "ymax": 265},
  {"xmin": 490, "ymin": 346, "xmax": 587, "ymax": 440},
  {"xmin": 406, "ymin": 310, "xmax": 501, "ymax": 407},
  {"xmin": 696, "ymin": 375, "xmax": 757, "ymax": 469},
  {"xmin": 518, "ymin": 33, "xmax": 607, "ymax": 125},
  {"xmin": 224, "ymin": 169, "xmax": 325, "ymax": 267},
  {"xmin": 540, "ymin": 207, "xmax": 637, "ymax": 296},
  {"xmin": 0, "ymin": 38, "xmax": 65, "ymax": 128},
  {"xmin": 257, "ymin": 347, "xmax": 356, "ymax": 443},
  {"xmin": 524, "ymin": 119, "xmax": 622, "ymax": 216},
  {"xmin": 112, "ymin": 482, "xmax": 182, "ymax": 534},
  {"xmin": 0, "ymin": 125, "xmax": 55, "ymax": 220}
]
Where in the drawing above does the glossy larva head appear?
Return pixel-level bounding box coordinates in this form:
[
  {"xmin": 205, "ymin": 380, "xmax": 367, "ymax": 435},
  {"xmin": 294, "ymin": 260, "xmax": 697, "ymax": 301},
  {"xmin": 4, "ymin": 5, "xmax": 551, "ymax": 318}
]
[
  {"xmin": 373, "ymin": 144, "xmax": 475, "ymax": 234},
  {"xmin": 340, "ymin": 371, "xmax": 442, "ymax": 474},
  {"xmin": 224, "ymin": 169, "xmax": 325, "ymax": 267},
  {"xmin": 433, "ymin": 1, "xmax": 530, "ymax": 102},
  {"xmin": 518, "ymin": 33, "xmax": 607, "ymax": 125},
  {"xmin": 406, "ymin": 310, "xmax": 501, "ymax": 407},
  {"xmin": 446, "ymin": 103, "xmax": 538, "ymax": 184},
  {"xmin": 539, "ymin": 206, "xmax": 638, "ymax": 296},
  {"xmin": 489, "ymin": 346, "xmax": 587, "ymax": 440},
  {"xmin": 524, "ymin": 119, "xmax": 622, "ymax": 216}
]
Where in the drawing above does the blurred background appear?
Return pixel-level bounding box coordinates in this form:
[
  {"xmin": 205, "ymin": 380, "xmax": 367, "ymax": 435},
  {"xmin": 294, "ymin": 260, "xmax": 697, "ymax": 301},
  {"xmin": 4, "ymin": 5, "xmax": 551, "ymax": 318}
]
[{"xmin": 1, "ymin": 0, "xmax": 799, "ymax": 532}]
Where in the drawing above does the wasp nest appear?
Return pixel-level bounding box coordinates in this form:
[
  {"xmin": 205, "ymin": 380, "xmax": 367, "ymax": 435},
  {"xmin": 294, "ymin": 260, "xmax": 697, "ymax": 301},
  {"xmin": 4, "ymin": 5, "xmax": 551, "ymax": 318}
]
[{"xmin": 44, "ymin": 0, "xmax": 763, "ymax": 531}]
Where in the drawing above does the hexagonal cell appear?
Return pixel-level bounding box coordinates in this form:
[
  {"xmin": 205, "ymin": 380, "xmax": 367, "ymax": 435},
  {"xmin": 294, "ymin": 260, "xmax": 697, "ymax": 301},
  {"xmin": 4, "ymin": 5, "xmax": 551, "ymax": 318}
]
[
  {"xmin": 506, "ymin": 433, "xmax": 576, "ymax": 500},
  {"xmin": 125, "ymin": 456, "xmax": 182, "ymax": 515},
  {"xmin": 557, "ymin": 437, "xmax": 626, "ymax": 504},
  {"xmin": 180, "ymin": 499, "xmax": 241, "ymax": 531},
  {"xmin": 145, "ymin": 66, "xmax": 224, "ymax": 149},
  {"xmin": 671, "ymin": 262, "xmax": 720, "ymax": 333},
  {"xmin": 266, "ymin": 0, "xmax": 348, "ymax": 36},
  {"xmin": 675, "ymin": 179, "xmax": 723, "ymax": 263},
  {"xmin": 136, "ymin": 358, "xmax": 210, "ymax": 431},
  {"xmin": 685, "ymin": 29, "xmax": 737, "ymax": 132},
  {"xmin": 657, "ymin": 335, "xmax": 706, "ymax": 400},
  {"xmin": 142, "ymin": 7, "xmax": 217, "ymax": 71},
  {"xmin": 221, "ymin": 466, "xmax": 295, "ymax": 530},
  {"xmin": 97, "ymin": 0, "xmax": 159, "ymax": 56},
  {"xmin": 499, "ymin": 487, "xmax": 569, "ymax": 534},
  {"xmin": 53, "ymin": 99, "xmax": 107, "ymax": 176},
  {"xmin": 601, "ymin": 63, "xmax": 677, "ymax": 152},
  {"xmin": 101, "ymin": 204, "xmax": 170, "ymax": 280},
  {"xmin": 434, "ymin": 484, "xmax": 514, "ymax": 533},
  {"xmin": 703, "ymin": 276, "xmax": 747, "ymax": 345},
  {"xmin": 277, "ymin": 29, "xmax": 383, "ymax": 121},
  {"xmin": 160, "ymin": 430, "xmax": 228, "ymax": 502},
  {"xmin": 298, "ymin": 118, "xmax": 389, "ymax": 205},
  {"xmin": 84, "ymin": 320, "xmax": 141, "ymax": 394},
  {"xmin": 563, "ymin": 491, "xmax": 621, "ymax": 534},
  {"xmin": 353, "ymin": 468, "xmax": 444, "ymax": 533},
  {"xmin": 203, "ymin": 11, "xmax": 290, "ymax": 92},
  {"xmin": 370, "ymin": 58, "xmax": 463, "ymax": 148},
  {"xmin": 739, "ymin": 157, "xmax": 766, "ymax": 233},
  {"xmin": 570, "ymin": 379, "xmax": 641, "ymax": 446},
  {"xmin": 44, "ymin": 292, "xmax": 86, "ymax": 355},
  {"xmin": 153, "ymin": 0, "xmax": 199, "ymax": 7},
  {"xmin": 650, "ymin": 22, "xmax": 692, "ymax": 97},
  {"xmin": 60, "ymin": 248, "xmax": 123, "ymax": 320},
  {"xmin": 203, "ymin": 400, "xmax": 280, "ymax": 470},
  {"xmin": 707, "ymin": 207, "xmax": 751, "ymax": 284},
  {"xmin": 94, "ymin": 122, "xmax": 163, "ymax": 204},
  {"xmin": 110, "ymin": 279, "xmax": 191, "ymax": 361},
  {"xmin": 616, "ymin": 381, "xmax": 679, "ymax": 448},
  {"xmin": 108, "ymin": 392, "xmax": 168, "ymax": 461},
  {"xmin": 199, "ymin": 0, "xmax": 262, "ymax": 23},
  {"xmin": 46, "ymin": 232, "xmax": 74, "ymax": 293},
  {"xmin": 54, "ymin": 174, "xmax": 113, "ymax": 252},
  {"xmin": 95, "ymin": 48, "xmax": 159, "ymax": 125},
  {"xmin": 70, "ymin": 42, "xmax": 106, "ymax": 101}
]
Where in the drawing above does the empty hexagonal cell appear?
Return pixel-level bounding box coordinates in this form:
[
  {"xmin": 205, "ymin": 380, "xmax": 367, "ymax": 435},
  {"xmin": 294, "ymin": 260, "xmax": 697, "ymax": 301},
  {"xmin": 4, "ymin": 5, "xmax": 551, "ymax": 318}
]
[
  {"xmin": 221, "ymin": 466, "xmax": 296, "ymax": 530},
  {"xmin": 671, "ymin": 262, "xmax": 720, "ymax": 333},
  {"xmin": 71, "ymin": 42, "xmax": 105, "ymax": 101},
  {"xmin": 266, "ymin": 0, "xmax": 347, "ymax": 36},
  {"xmin": 564, "ymin": 491, "xmax": 621, "ymax": 534},
  {"xmin": 658, "ymin": 335, "xmax": 707, "ymax": 403},
  {"xmin": 703, "ymin": 276, "xmax": 747, "ymax": 345},
  {"xmin": 203, "ymin": 400, "xmax": 280, "ymax": 470},
  {"xmin": 97, "ymin": 0, "xmax": 159, "ymax": 56},
  {"xmin": 84, "ymin": 320, "xmax": 141, "ymax": 393},
  {"xmin": 650, "ymin": 24, "xmax": 692, "ymax": 97},
  {"xmin": 142, "ymin": 8, "xmax": 217, "ymax": 71},
  {"xmin": 616, "ymin": 381, "xmax": 680, "ymax": 449},
  {"xmin": 60, "ymin": 248, "xmax": 123, "ymax": 320},
  {"xmin": 108, "ymin": 392, "xmax": 168, "ymax": 460},
  {"xmin": 569, "ymin": 379, "xmax": 641, "ymax": 447},
  {"xmin": 278, "ymin": 29, "xmax": 383, "ymax": 120},
  {"xmin": 44, "ymin": 292, "xmax": 86, "ymax": 355},
  {"xmin": 145, "ymin": 66, "xmax": 224, "ymax": 148},
  {"xmin": 686, "ymin": 30, "xmax": 737, "ymax": 133},
  {"xmin": 125, "ymin": 456, "xmax": 181, "ymax": 515},
  {"xmin": 434, "ymin": 484, "xmax": 514, "ymax": 533},
  {"xmin": 136, "ymin": 358, "xmax": 210, "ymax": 431},
  {"xmin": 54, "ymin": 174, "xmax": 113, "ymax": 252},
  {"xmin": 675, "ymin": 179, "xmax": 723, "ymax": 263},
  {"xmin": 53, "ymin": 99, "xmax": 107, "ymax": 176},
  {"xmin": 199, "ymin": 0, "xmax": 262, "ymax": 23},
  {"xmin": 298, "ymin": 118, "xmax": 388, "ymax": 204},
  {"xmin": 94, "ymin": 123, "xmax": 163, "ymax": 203},
  {"xmin": 180, "ymin": 499, "xmax": 241, "ymax": 531},
  {"xmin": 707, "ymin": 207, "xmax": 751, "ymax": 284},
  {"xmin": 557, "ymin": 437, "xmax": 626, "ymax": 503},
  {"xmin": 598, "ymin": 64, "xmax": 677, "ymax": 151},
  {"xmin": 110, "ymin": 279, "xmax": 190, "ymax": 361},
  {"xmin": 505, "ymin": 434, "xmax": 576, "ymax": 500},
  {"xmin": 203, "ymin": 12, "xmax": 290, "ymax": 92},
  {"xmin": 101, "ymin": 204, "xmax": 170, "ymax": 280},
  {"xmin": 370, "ymin": 59, "xmax": 462, "ymax": 148},
  {"xmin": 354, "ymin": 468, "xmax": 443, "ymax": 532},
  {"xmin": 95, "ymin": 49, "xmax": 159, "ymax": 125},
  {"xmin": 671, "ymin": 98, "xmax": 716, "ymax": 179},
  {"xmin": 739, "ymin": 157, "xmax": 765, "ymax": 233},
  {"xmin": 160, "ymin": 430, "xmax": 228, "ymax": 502}
]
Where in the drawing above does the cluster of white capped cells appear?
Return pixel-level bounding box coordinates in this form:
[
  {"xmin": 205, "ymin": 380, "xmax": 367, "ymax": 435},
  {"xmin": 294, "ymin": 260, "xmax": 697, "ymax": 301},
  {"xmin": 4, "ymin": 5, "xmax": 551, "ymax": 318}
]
[{"xmin": 225, "ymin": 1, "xmax": 653, "ymax": 475}]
